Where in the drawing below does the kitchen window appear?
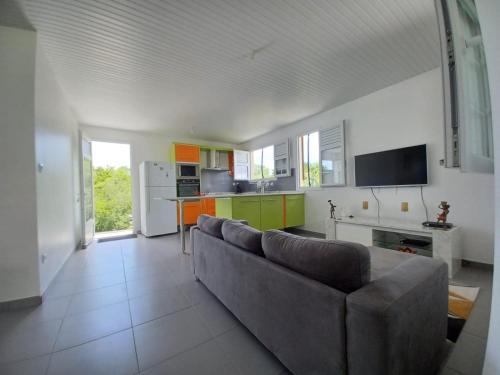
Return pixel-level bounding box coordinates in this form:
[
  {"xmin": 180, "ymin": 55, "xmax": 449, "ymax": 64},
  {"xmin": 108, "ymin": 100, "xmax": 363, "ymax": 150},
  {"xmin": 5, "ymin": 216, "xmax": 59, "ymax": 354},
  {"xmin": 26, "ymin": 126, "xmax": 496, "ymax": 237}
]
[
  {"xmin": 298, "ymin": 131, "xmax": 320, "ymax": 188},
  {"xmin": 250, "ymin": 145, "xmax": 275, "ymax": 180}
]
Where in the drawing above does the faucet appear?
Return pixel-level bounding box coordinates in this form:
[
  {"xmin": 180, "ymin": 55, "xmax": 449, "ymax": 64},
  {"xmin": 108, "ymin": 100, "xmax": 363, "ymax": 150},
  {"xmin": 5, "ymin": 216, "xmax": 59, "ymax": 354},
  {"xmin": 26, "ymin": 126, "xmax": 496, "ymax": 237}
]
[{"xmin": 256, "ymin": 180, "xmax": 273, "ymax": 193}]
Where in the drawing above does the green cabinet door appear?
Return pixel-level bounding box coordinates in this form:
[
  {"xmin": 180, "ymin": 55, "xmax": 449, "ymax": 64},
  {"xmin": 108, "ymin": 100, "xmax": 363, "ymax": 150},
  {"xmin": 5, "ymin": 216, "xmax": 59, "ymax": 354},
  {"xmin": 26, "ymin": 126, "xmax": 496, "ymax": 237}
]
[
  {"xmin": 232, "ymin": 196, "xmax": 261, "ymax": 230},
  {"xmin": 260, "ymin": 195, "xmax": 284, "ymax": 231},
  {"xmin": 215, "ymin": 197, "xmax": 233, "ymax": 219},
  {"xmin": 285, "ymin": 194, "xmax": 305, "ymax": 227}
]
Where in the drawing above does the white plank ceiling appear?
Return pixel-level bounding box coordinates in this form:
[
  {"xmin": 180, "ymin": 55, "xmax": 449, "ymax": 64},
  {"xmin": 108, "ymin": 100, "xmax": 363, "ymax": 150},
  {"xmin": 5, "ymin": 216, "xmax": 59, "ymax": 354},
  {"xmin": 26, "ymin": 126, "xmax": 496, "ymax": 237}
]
[{"xmin": 16, "ymin": 0, "xmax": 441, "ymax": 143}]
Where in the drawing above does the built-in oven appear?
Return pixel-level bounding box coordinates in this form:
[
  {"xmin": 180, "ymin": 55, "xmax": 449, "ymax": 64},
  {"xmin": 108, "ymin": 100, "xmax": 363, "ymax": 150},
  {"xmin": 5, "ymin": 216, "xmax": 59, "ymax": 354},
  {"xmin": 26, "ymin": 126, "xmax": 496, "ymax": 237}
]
[
  {"xmin": 176, "ymin": 164, "xmax": 200, "ymax": 179},
  {"xmin": 177, "ymin": 179, "xmax": 201, "ymax": 197}
]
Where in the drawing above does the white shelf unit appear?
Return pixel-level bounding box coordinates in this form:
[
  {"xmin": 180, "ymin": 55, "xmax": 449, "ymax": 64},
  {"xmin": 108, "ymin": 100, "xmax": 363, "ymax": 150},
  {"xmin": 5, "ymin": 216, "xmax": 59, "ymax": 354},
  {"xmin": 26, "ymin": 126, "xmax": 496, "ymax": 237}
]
[{"xmin": 325, "ymin": 216, "xmax": 462, "ymax": 277}]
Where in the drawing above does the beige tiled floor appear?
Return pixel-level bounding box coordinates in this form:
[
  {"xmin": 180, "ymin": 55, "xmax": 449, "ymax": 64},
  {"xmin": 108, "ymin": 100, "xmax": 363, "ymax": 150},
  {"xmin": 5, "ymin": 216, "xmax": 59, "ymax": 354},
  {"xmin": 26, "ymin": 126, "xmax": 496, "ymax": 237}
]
[{"xmin": 0, "ymin": 234, "xmax": 492, "ymax": 375}]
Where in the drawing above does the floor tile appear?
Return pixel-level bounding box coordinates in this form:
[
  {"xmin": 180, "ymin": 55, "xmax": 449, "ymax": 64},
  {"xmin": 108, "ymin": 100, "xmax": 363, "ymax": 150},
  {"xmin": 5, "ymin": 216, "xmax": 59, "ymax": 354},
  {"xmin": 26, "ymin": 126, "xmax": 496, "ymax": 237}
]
[
  {"xmin": 141, "ymin": 339, "xmax": 240, "ymax": 375},
  {"xmin": 463, "ymin": 304, "xmax": 491, "ymax": 339},
  {"xmin": 124, "ymin": 261, "xmax": 171, "ymax": 282},
  {"xmin": 194, "ymin": 296, "xmax": 240, "ymax": 337},
  {"xmin": 66, "ymin": 284, "xmax": 128, "ymax": 316},
  {"xmin": 0, "ymin": 354, "xmax": 50, "ymax": 375},
  {"xmin": 48, "ymin": 329, "xmax": 138, "ymax": 375},
  {"xmin": 44, "ymin": 280, "xmax": 79, "ymax": 299},
  {"xmin": 126, "ymin": 272, "xmax": 178, "ymax": 299},
  {"xmin": 54, "ymin": 301, "xmax": 131, "ymax": 351},
  {"xmin": 129, "ymin": 286, "xmax": 191, "ymax": 326},
  {"xmin": 0, "ymin": 319, "xmax": 61, "ymax": 363},
  {"xmin": 177, "ymin": 279, "xmax": 218, "ymax": 306},
  {"xmin": 215, "ymin": 326, "xmax": 285, "ymax": 375},
  {"xmin": 134, "ymin": 306, "xmax": 212, "ymax": 370},
  {"xmin": 0, "ymin": 296, "xmax": 70, "ymax": 331},
  {"xmin": 446, "ymin": 331, "xmax": 487, "ymax": 375},
  {"xmin": 73, "ymin": 271, "xmax": 126, "ymax": 294}
]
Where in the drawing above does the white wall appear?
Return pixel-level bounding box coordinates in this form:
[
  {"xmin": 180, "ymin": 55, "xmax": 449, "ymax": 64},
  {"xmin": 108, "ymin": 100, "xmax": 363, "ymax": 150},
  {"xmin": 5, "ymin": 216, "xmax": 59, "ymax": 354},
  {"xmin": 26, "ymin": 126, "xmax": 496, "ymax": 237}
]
[
  {"xmin": 477, "ymin": 0, "xmax": 500, "ymax": 372},
  {"xmin": 0, "ymin": 26, "xmax": 40, "ymax": 302},
  {"xmin": 242, "ymin": 68, "xmax": 494, "ymax": 264},
  {"xmin": 35, "ymin": 43, "xmax": 80, "ymax": 294},
  {"xmin": 79, "ymin": 125, "xmax": 235, "ymax": 233}
]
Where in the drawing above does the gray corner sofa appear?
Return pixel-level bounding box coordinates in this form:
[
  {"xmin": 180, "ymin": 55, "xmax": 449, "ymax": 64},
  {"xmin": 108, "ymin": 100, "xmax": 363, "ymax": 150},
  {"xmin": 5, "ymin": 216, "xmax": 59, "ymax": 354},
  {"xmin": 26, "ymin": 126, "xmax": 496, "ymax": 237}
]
[{"xmin": 190, "ymin": 215, "xmax": 448, "ymax": 375}]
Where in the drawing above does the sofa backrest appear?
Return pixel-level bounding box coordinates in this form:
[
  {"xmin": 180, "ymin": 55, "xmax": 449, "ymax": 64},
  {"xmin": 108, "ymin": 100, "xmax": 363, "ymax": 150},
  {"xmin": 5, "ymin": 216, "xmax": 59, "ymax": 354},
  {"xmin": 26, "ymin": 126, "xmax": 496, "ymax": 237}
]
[
  {"xmin": 192, "ymin": 228, "xmax": 348, "ymax": 375},
  {"xmin": 221, "ymin": 220, "xmax": 264, "ymax": 256},
  {"xmin": 197, "ymin": 214, "xmax": 227, "ymax": 238},
  {"xmin": 262, "ymin": 230, "xmax": 371, "ymax": 293}
]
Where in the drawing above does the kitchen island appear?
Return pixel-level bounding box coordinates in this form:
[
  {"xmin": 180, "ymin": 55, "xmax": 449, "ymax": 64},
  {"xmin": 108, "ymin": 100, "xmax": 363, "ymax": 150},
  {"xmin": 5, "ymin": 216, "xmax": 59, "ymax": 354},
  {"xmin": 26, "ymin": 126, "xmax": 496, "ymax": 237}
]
[{"xmin": 156, "ymin": 191, "xmax": 305, "ymax": 254}]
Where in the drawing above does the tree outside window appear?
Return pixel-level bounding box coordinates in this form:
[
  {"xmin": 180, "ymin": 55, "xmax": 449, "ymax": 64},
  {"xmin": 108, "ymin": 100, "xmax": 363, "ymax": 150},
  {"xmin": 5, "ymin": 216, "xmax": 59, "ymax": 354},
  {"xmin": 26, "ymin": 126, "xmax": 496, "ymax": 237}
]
[
  {"xmin": 250, "ymin": 145, "xmax": 275, "ymax": 180},
  {"xmin": 298, "ymin": 131, "xmax": 320, "ymax": 188}
]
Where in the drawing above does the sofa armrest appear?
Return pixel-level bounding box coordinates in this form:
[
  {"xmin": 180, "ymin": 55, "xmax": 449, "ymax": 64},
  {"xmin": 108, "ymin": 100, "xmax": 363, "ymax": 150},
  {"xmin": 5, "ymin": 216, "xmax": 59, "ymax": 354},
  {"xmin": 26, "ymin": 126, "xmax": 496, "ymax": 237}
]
[
  {"xmin": 346, "ymin": 256, "xmax": 448, "ymax": 375},
  {"xmin": 189, "ymin": 226, "xmax": 200, "ymax": 274}
]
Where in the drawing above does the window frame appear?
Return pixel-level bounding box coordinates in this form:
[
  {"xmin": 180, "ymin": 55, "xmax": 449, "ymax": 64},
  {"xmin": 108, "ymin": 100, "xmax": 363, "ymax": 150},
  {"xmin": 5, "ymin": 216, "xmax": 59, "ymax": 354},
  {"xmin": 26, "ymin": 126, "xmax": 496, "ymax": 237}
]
[
  {"xmin": 297, "ymin": 130, "xmax": 321, "ymax": 190},
  {"xmin": 249, "ymin": 145, "xmax": 277, "ymax": 182}
]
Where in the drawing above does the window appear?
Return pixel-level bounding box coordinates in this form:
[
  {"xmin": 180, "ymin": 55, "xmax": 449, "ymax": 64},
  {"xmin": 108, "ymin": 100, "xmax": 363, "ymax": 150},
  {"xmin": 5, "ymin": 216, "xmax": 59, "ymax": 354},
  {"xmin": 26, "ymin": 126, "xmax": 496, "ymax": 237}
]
[
  {"xmin": 319, "ymin": 123, "xmax": 346, "ymax": 186},
  {"xmin": 250, "ymin": 145, "xmax": 275, "ymax": 180},
  {"xmin": 298, "ymin": 131, "xmax": 320, "ymax": 188},
  {"xmin": 438, "ymin": 0, "xmax": 493, "ymax": 173}
]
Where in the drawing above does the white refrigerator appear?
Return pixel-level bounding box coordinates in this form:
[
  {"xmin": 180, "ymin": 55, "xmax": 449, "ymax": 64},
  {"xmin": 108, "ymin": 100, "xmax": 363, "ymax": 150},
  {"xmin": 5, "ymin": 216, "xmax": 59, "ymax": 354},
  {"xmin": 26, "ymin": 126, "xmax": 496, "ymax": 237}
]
[{"xmin": 139, "ymin": 161, "xmax": 178, "ymax": 237}]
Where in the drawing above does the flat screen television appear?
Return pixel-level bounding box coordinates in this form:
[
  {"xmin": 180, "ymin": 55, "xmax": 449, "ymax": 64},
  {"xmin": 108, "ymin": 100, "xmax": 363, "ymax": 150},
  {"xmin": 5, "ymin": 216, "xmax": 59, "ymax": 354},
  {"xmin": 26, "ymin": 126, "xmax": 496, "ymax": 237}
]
[{"xmin": 354, "ymin": 144, "xmax": 428, "ymax": 187}]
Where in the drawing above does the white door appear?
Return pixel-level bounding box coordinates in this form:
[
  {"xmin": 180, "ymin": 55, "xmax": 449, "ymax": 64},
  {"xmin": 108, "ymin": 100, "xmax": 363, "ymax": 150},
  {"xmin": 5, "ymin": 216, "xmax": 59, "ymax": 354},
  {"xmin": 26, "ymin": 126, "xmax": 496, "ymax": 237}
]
[
  {"xmin": 80, "ymin": 133, "xmax": 94, "ymax": 247},
  {"xmin": 146, "ymin": 186, "xmax": 177, "ymax": 236},
  {"xmin": 147, "ymin": 161, "xmax": 175, "ymax": 187}
]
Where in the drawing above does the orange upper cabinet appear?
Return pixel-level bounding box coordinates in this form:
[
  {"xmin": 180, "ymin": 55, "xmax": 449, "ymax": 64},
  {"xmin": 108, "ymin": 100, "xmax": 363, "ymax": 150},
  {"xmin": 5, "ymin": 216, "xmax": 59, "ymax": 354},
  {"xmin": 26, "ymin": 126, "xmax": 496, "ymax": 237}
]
[{"xmin": 175, "ymin": 144, "xmax": 200, "ymax": 164}]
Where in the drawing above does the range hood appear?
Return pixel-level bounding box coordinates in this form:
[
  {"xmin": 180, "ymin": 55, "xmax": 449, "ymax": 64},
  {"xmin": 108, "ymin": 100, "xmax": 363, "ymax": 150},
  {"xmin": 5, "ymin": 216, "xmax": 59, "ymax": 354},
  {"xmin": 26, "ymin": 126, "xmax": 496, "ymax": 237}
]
[{"xmin": 203, "ymin": 149, "xmax": 229, "ymax": 171}]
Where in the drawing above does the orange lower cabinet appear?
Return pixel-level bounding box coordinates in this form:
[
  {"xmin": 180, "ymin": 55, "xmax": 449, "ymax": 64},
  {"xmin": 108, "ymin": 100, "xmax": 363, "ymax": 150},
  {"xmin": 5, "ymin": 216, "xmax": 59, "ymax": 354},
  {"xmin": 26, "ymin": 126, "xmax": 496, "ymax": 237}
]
[
  {"xmin": 177, "ymin": 200, "xmax": 202, "ymax": 225},
  {"xmin": 201, "ymin": 198, "xmax": 216, "ymax": 216}
]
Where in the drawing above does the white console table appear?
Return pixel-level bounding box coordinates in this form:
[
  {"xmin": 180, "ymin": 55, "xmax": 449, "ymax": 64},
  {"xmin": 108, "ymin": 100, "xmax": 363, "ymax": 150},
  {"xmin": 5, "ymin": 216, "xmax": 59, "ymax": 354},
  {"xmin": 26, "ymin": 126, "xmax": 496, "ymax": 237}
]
[{"xmin": 325, "ymin": 217, "xmax": 462, "ymax": 277}]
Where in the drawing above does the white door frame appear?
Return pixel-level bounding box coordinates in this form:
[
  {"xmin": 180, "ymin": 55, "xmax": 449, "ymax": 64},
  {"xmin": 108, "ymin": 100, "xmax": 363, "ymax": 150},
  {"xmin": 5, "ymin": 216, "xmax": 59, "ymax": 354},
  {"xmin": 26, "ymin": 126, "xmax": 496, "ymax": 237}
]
[{"xmin": 79, "ymin": 131, "xmax": 95, "ymax": 248}]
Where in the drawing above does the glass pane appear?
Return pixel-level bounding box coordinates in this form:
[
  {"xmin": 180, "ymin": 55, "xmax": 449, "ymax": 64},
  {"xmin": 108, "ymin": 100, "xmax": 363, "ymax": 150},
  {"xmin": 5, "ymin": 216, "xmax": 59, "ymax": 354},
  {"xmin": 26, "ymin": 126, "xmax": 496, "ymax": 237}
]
[
  {"xmin": 321, "ymin": 147, "xmax": 345, "ymax": 185},
  {"xmin": 446, "ymin": 0, "xmax": 493, "ymax": 172},
  {"xmin": 251, "ymin": 149, "xmax": 263, "ymax": 180},
  {"xmin": 298, "ymin": 134, "xmax": 308, "ymax": 188},
  {"xmin": 262, "ymin": 145, "xmax": 275, "ymax": 178},
  {"xmin": 456, "ymin": 0, "xmax": 492, "ymax": 158},
  {"xmin": 298, "ymin": 132, "xmax": 320, "ymax": 187},
  {"xmin": 234, "ymin": 165, "xmax": 248, "ymax": 180},
  {"xmin": 308, "ymin": 132, "xmax": 320, "ymax": 187}
]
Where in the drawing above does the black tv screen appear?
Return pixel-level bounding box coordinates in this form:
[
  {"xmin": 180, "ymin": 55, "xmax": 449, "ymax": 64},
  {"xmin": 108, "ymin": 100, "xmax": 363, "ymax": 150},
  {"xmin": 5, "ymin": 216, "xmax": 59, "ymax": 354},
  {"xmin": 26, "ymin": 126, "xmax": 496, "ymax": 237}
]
[{"xmin": 355, "ymin": 145, "xmax": 428, "ymax": 187}]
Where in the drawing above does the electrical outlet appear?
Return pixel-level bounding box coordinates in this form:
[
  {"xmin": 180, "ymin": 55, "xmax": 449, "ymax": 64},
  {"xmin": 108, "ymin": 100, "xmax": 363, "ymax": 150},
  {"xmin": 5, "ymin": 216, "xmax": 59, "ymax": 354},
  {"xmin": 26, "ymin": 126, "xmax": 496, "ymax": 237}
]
[
  {"xmin": 41, "ymin": 253, "xmax": 47, "ymax": 263},
  {"xmin": 401, "ymin": 202, "xmax": 409, "ymax": 212},
  {"xmin": 362, "ymin": 201, "xmax": 368, "ymax": 210}
]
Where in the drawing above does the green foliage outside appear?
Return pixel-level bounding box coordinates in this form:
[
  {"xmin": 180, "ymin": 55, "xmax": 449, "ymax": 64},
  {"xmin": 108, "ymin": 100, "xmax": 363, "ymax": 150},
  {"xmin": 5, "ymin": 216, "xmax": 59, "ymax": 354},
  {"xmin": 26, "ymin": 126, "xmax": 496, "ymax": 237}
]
[
  {"xmin": 94, "ymin": 166, "xmax": 132, "ymax": 232},
  {"xmin": 251, "ymin": 165, "xmax": 274, "ymax": 180},
  {"xmin": 300, "ymin": 162, "xmax": 320, "ymax": 188}
]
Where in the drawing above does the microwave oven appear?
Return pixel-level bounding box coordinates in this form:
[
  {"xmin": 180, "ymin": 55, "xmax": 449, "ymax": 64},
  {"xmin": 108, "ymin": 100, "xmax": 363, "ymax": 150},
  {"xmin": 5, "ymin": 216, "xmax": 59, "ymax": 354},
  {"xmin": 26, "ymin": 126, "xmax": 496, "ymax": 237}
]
[{"xmin": 176, "ymin": 164, "xmax": 200, "ymax": 179}]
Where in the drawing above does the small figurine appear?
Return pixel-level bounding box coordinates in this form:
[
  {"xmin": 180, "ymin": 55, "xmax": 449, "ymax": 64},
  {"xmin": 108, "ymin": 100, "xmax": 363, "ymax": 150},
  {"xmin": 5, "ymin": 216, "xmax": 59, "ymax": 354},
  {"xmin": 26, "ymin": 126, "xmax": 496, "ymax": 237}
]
[
  {"xmin": 328, "ymin": 200, "xmax": 337, "ymax": 219},
  {"xmin": 437, "ymin": 201, "xmax": 451, "ymax": 224}
]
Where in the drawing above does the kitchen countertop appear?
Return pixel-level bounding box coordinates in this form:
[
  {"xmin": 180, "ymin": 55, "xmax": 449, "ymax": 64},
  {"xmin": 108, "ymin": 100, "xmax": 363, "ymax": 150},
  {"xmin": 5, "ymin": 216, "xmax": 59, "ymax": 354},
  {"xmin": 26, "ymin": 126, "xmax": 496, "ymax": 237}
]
[{"xmin": 179, "ymin": 191, "xmax": 304, "ymax": 199}]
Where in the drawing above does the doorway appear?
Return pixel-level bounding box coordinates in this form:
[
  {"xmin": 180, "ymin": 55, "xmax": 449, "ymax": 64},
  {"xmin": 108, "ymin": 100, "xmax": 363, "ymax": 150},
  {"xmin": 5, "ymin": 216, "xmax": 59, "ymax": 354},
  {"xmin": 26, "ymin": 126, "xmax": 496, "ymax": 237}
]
[{"xmin": 91, "ymin": 141, "xmax": 133, "ymax": 240}]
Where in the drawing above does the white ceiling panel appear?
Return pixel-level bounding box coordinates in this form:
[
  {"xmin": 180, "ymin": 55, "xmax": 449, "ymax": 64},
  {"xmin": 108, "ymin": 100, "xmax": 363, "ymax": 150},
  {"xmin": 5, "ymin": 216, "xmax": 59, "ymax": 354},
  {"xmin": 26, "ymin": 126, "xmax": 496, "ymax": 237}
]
[{"xmin": 15, "ymin": 0, "xmax": 440, "ymax": 143}]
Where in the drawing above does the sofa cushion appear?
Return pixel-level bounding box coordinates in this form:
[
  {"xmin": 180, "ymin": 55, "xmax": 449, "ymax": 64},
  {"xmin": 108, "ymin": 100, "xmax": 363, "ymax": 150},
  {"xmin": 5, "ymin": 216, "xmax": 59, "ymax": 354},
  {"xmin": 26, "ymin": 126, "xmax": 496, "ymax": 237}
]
[
  {"xmin": 262, "ymin": 230, "xmax": 370, "ymax": 293},
  {"xmin": 197, "ymin": 214, "xmax": 227, "ymax": 239},
  {"xmin": 221, "ymin": 220, "xmax": 264, "ymax": 256}
]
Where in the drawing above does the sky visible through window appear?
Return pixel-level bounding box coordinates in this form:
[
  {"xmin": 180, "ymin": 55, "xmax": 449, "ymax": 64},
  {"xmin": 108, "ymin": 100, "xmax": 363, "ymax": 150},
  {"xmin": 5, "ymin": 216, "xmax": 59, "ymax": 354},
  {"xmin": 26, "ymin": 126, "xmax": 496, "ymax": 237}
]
[{"xmin": 92, "ymin": 141, "xmax": 131, "ymax": 168}]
